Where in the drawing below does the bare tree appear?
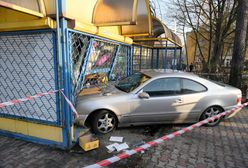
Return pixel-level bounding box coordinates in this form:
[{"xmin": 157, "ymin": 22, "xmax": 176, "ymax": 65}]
[
  {"xmin": 229, "ymin": 0, "xmax": 248, "ymax": 88},
  {"xmin": 210, "ymin": 0, "xmax": 237, "ymax": 73},
  {"xmin": 149, "ymin": 0, "xmax": 156, "ymax": 16},
  {"xmin": 170, "ymin": 0, "xmax": 237, "ymax": 73}
]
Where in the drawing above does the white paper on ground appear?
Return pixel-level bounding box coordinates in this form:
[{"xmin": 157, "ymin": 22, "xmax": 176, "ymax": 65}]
[
  {"xmin": 109, "ymin": 136, "xmax": 124, "ymax": 143},
  {"xmin": 115, "ymin": 142, "xmax": 129, "ymax": 152},
  {"xmin": 106, "ymin": 143, "xmax": 119, "ymax": 153}
]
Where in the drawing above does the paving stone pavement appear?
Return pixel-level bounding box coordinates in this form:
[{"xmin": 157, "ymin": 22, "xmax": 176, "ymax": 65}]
[{"xmin": 0, "ymin": 108, "xmax": 248, "ymax": 168}]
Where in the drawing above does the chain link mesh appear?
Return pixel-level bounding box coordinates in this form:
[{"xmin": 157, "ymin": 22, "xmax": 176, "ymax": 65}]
[
  {"xmin": 0, "ymin": 31, "xmax": 58, "ymax": 123},
  {"xmin": 68, "ymin": 30, "xmax": 130, "ymax": 97},
  {"xmin": 111, "ymin": 45, "xmax": 128, "ymax": 81}
]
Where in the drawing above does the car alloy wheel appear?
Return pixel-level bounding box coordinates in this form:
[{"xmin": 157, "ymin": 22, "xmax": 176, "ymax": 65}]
[
  {"xmin": 92, "ymin": 110, "xmax": 117, "ymax": 134},
  {"xmin": 201, "ymin": 106, "xmax": 223, "ymax": 126}
]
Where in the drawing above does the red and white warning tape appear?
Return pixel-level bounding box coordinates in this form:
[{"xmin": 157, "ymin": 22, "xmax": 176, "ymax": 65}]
[
  {"xmin": 84, "ymin": 102, "xmax": 248, "ymax": 168},
  {"xmin": 0, "ymin": 89, "xmax": 79, "ymax": 117},
  {"xmin": 0, "ymin": 90, "xmax": 60, "ymax": 109},
  {"xmin": 60, "ymin": 90, "xmax": 79, "ymax": 118}
]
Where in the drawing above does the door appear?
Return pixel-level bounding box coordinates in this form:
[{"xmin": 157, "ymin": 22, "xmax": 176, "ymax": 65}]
[
  {"xmin": 129, "ymin": 77, "xmax": 183, "ymax": 123},
  {"xmin": 175, "ymin": 78, "xmax": 207, "ymax": 122}
]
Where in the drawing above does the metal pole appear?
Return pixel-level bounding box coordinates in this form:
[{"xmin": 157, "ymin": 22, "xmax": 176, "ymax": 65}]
[
  {"xmin": 132, "ymin": 45, "xmax": 135, "ymax": 72},
  {"xmin": 151, "ymin": 48, "xmax": 154, "ymax": 69},
  {"xmin": 56, "ymin": 0, "xmax": 72, "ymax": 149},
  {"xmin": 126, "ymin": 46, "xmax": 130, "ymax": 76},
  {"xmin": 130, "ymin": 46, "xmax": 133, "ymax": 74},
  {"xmin": 156, "ymin": 48, "xmax": 159, "ymax": 69},
  {"xmin": 146, "ymin": 47, "xmax": 148, "ymax": 69},
  {"xmin": 173, "ymin": 45, "xmax": 177, "ymax": 70},
  {"xmin": 56, "ymin": 0, "xmax": 60, "ymax": 62},
  {"xmin": 139, "ymin": 46, "xmax": 142, "ymax": 70},
  {"xmin": 109, "ymin": 45, "xmax": 120, "ymax": 80},
  {"xmin": 179, "ymin": 48, "xmax": 183, "ymax": 70},
  {"xmin": 164, "ymin": 41, "xmax": 168, "ymax": 70}
]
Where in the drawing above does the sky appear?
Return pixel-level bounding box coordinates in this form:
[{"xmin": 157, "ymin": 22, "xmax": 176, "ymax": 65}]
[
  {"xmin": 150, "ymin": 0, "xmax": 176, "ymax": 31},
  {"xmin": 150, "ymin": 0, "xmax": 191, "ymax": 45}
]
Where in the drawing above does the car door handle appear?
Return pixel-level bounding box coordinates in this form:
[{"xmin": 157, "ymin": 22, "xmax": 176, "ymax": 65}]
[{"xmin": 175, "ymin": 98, "xmax": 183, "ymax": 103}]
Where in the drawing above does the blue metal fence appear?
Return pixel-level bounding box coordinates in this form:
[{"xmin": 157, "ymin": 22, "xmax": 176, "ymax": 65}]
[
  {"xmin": 0, "ymin": 30, "xmax": 60, "ymax": 125},
  {"xmin": 66, "ymin": 29, "xmax": 132, "ymax": 99},
  {"xmin": 110, "ymin": 45, "xmax": 129, "ymax": 80},
  {"xmin": 132, "ymin": 45, "xmax": 182, "ymax": 71}
]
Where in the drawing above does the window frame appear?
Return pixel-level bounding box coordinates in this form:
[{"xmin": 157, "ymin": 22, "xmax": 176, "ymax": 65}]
[
  {"xmin": 180, "ymin": 78, "xmax": 208, "ymax": 95},
  {"xmin": 139, "ymin": 77, "xmax": 182, "ymax": 97},
  {"xmin": 137, "ymin": 77, "xmax": 208, "ymax": 97}
]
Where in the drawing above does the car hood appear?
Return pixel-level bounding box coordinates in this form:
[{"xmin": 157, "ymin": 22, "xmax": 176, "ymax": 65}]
[{"xmin": 76, "ymin": 84, "xmax": 126, "ymax": 102}]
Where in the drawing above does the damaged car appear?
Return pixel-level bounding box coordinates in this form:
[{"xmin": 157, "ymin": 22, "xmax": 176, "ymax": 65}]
[{"xmin": 76, "ymin": 70, "xmax": 242, "ymax": 134}]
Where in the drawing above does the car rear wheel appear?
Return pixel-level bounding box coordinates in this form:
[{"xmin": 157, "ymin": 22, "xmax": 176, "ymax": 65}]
[
  {"xmin": 200, "ymin": 106, "xmax": 223, "ymax": 127},
  {"xmin": 92, "ymin": 110, "xmax": 117, "ymax": 134}
]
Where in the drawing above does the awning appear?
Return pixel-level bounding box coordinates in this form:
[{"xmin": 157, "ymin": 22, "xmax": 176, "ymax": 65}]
[
  {"xmin": 121, "ymin": 0, "xmax": 152, "ymax": 36},
  {"xmin": 92, "ymin": 0, "xmax": 138, "ymax": 26},
  {"xmin": 133, "ymin": 17, "xmax": 182, "ymax": 47},
  {"xmin": 0, "ymin": 0, "xmax": 44, "ymax": 17}
]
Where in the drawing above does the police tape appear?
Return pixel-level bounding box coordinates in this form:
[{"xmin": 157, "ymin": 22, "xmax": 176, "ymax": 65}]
[
  {"xmin": 0, "ymin": 90, "xmax": 60, "ymax": 108},
  {"xmin": 0, "ymin": 89, "xmax": 79, "ymax": 117},
  {"xmin": 84, "ymin": 102, "xmax": 248, "ymax": 168},
  {"xmin": 60, "ymin": 90, "xmax": 79, "ymax": 118}
]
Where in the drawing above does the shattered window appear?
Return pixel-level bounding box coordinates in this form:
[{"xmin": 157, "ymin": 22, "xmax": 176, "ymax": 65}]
[
  {"xmin": 70, "ymin": 33, "xmax": 90, "ymax": 87},
  {"xmin": 133, "ymin": 46, "xmax": 141, "ymax": 72},
  {"xmin": 83, "ymin": 40, "xmax": 118, "ymax": 89},
  {"xmin": 111, "ymin": 45, "xmax": 128, "ymax": 81}
]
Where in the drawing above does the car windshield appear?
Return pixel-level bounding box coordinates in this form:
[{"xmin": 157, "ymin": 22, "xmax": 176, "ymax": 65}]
[{"xmin": 115, "ymin": 72, "xmax": 151, "ymax": 93}]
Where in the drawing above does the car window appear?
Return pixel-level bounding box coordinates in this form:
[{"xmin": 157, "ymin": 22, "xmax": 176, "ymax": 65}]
[
  {"xmin": 182, "ymin": 79, "xmax": 207, "ymax": 94},
  {"xmin": 143, "ymin": 78, "xmax": 181, "ymax": 97},
  {"xmin": 115, "ymin": 72, "xmax": 151, "ymax": 93}
]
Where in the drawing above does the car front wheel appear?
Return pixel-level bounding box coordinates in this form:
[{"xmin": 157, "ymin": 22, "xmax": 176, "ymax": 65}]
[
  {"xmin": 92, "ymin": 110, "xmax": 117, "ymax": 134},
  {"xmin": 200, "ymin": 106, "xmax": 223, "ymax": 126}
]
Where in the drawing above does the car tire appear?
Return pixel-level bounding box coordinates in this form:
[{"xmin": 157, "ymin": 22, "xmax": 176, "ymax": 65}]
[
  {"xmin": 200, "ymin": 106, "xmax": 223, "ymax": 127},
  {"xmin": 91, "ymin": 110, "xmax": 118, "ymax": 134}
]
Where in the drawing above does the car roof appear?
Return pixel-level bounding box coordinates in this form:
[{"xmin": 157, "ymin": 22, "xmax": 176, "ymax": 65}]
[{"xmin": 140, "ymin": 69, "xmax": 199, "ymax": 78}]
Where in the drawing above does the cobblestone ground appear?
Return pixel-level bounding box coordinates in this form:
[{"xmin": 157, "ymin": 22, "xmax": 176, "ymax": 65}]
[{"xmin": 0, "ymin": 109, "xmax": 248, "ymax": 168}]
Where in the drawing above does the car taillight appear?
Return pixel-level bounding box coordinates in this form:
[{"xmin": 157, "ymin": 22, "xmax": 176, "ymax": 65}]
[{"xmin": 237, "ymin": 96, "xmax": 242, "ymax": 104}]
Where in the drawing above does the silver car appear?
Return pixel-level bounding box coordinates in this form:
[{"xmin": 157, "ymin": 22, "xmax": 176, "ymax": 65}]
[{"xmin": 76, "ymin": 70, "xmax": 242, "ymax": 134}]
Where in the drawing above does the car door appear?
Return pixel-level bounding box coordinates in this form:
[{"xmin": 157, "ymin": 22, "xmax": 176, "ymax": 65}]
[
  {"xmin": 128, "ymin": 77, "xmax": 183, "ymax": 123},
  {"xmin": 175, "ymin": 78, "xmax": 208, "ymax": 122}
]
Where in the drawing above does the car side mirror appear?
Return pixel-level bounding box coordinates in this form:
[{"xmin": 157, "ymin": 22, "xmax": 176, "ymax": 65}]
[{"xmin": 138, "ymin": 92, "xmax": 150, "ymax": 99}]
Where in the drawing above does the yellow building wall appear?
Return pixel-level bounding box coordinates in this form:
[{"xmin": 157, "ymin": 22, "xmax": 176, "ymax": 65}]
[{"xmin": 186, "ymin": 30, "xmax": 248, "ymax": 67}]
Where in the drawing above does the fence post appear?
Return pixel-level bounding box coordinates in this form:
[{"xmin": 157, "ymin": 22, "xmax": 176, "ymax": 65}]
[
  {"xmin": 56, "ymin": 0, "xmax": 73, "ymax": 149},
  {"xmin": 164, "ymin": 41, "xmax": 168, "ymax": 69},
  {"xmin": 109, "ymin": 45, "xmax": 120, "ymax": 80},
  {"xmin": 139, "ymin": 46, "xmax": 142, "ymax": 70},
  {"xmin": 173, "ymin": 45, "xmax": 177, "ymax": 70},
  {"xmin": 151, "ymin": 48, "xmax": 154, "ymax": 69},
  {"xmin": 127, "ymin": 46, "xmax": 132, "ymax": 75},
  {"xmin": 179, "ymin": 48, "xmax": 183, "ymax": 70},
  {"xmin": 156, "ymin": 48, "xmax": 159, "ymax": 69}
]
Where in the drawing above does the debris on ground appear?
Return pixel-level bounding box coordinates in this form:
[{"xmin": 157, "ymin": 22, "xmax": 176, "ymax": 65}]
[
  {"xmin": 115, "ymin": 142, "xmax": 129, "ymax": 152},
  {"xmin": 106, "ymin": 142, "xmax": 129, "ymax": 153},
  {"xmin": 109, "ymin": 136, "xmax": 124, "ymax": 143},
  {"xmin": 79, "ymin": 134, "xmax": 99, "ymax": 151},
  {"xmin": 106, "ymin": 143, "xmax": 119, "ymax": 153}
]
